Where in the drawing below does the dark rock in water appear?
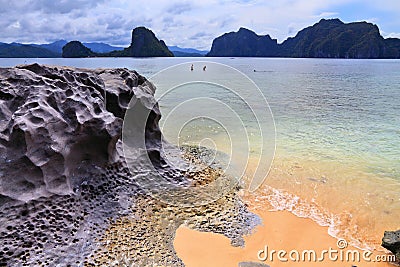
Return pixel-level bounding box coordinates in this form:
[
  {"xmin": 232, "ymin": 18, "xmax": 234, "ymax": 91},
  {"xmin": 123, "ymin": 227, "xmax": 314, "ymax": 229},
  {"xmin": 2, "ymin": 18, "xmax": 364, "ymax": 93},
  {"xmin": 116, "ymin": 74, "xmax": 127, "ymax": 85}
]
[
  {"xmin": 0, "ymin": 63, "xmax": 158, "ymax": 201},
  {"xmin": 128, "ymin": 26, "xmax": 174, "ymax": 57},
  {"xmin": 384, "ymin": 38, "xmax": 400, "ymax": 58},
  {"xmin": 239, "ymin": 262, "xmax": 270, "ymax": 267},
  {"xmin": 382, "ymin": 230, "xmax": 400, "ymax": 263},
  {"xmin": 106, "ymin": 26, "xmax": 174, "ymax": 57},
  {"xmin": 62, "ymin": 41, "xmax": 95, "ymax": 58},
  {"xmin": 207, "ymin": 27, "xmax": 279, "ymax": 57},
  {"xmin": 279, "ymin": 19, "xmax": 387, "ymax": 58}
]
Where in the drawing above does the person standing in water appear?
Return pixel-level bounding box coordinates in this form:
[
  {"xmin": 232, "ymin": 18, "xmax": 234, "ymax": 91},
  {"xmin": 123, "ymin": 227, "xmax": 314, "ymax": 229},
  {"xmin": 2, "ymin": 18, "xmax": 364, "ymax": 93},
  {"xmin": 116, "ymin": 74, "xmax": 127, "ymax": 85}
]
[{"xmin": 190, "ymin": 64, "xmax": 194, "ymax": 71}]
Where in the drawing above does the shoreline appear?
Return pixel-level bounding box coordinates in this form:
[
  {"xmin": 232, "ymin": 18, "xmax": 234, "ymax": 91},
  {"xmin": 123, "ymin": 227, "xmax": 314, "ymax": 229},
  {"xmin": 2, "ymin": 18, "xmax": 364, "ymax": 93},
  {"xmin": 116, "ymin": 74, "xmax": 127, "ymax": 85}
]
[
  {"xmin": 171, "ymin": 147, "xmax": 399, "ymax": 266},
  {"xmin": 174, "ymin": 208, "xmax": 395, "ymax": 267},
  {"xmin": 243, "ymin": 153, "xmax": 400, "ymax": 251}
]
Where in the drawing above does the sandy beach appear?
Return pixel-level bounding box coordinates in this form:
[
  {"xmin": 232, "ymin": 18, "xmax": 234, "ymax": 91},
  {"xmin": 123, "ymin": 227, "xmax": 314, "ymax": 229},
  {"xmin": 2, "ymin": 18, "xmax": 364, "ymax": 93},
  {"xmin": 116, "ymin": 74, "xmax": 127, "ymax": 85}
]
[{"xmin": 174, "ymin": 208, "xmax": 394, "ymax": 267}]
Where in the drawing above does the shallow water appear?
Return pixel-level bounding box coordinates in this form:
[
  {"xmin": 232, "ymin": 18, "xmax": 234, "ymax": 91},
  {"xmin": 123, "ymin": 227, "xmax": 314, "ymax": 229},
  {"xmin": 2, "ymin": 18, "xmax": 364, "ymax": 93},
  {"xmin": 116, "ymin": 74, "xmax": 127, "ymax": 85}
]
[{"xmin": 1, "ymin": 57, "xmax": 399, "ymax": 250}]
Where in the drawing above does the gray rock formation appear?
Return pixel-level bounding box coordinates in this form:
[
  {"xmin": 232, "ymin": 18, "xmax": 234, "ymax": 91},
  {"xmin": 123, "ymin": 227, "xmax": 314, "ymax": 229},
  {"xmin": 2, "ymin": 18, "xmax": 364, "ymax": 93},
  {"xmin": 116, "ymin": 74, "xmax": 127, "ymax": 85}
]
[
  {"xmin": 62, "ymin": 40, "xmax": 96, "ymax": 58},
  {"xmin": 0, "ymin": 64, "xmax": 171, "ymax": 266},
  {"xmin": 382, "ymin": 230, "xmax": 400, "ymax": 263},
  {"xmin": 0, "ymin": 63, "xmax": 155, "ymax": 202},
  {"xmin": 0, "ymin": 64, "xmax": 259, "ymax": 266},
  {"xmin": 206, "ymin": 27, "xmax": 279, "ymax": 57}
]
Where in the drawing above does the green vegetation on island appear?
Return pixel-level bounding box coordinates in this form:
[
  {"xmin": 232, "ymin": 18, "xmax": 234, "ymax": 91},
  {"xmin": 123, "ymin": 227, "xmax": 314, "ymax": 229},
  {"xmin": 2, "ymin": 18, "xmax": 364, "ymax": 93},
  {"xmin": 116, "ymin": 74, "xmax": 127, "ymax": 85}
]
[
  {"xmin": 207, "ymin": 19, "xmax": 400, "ymax": 58},
  {"xmin": 62, "ymin": 41, "xmax": 96, "ymax": 58},
  {"xmin": 206, "ymin": 27, "xmax": 279, "ymax": 57}
]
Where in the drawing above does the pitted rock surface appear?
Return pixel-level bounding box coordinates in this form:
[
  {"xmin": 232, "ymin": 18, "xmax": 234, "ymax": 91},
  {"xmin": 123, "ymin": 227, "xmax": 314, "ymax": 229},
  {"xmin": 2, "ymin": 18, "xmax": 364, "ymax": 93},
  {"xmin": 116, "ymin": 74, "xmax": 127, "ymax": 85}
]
[
  {"xmin": 0, "ymin": 65, "xmax": 259, "ymax": 266},
  {"xmin": 0, "ymin": 64, "xmax": 154, "ymax": 201}
]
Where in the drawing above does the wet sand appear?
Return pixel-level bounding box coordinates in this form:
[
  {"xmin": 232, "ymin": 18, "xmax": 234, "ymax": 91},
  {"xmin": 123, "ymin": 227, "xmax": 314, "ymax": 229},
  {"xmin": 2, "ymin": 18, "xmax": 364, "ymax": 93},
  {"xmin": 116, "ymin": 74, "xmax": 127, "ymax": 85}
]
[{"xmin": 174, "ymin": 209, "xmax": 394, "ymax": 267}]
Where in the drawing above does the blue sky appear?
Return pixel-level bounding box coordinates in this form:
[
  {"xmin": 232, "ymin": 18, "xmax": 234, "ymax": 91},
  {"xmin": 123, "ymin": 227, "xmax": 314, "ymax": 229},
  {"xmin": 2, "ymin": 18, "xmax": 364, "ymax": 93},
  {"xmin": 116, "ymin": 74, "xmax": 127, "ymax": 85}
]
[{"xmin": 0, "ymin": 0, "xmax": 399, "ymax": 50}]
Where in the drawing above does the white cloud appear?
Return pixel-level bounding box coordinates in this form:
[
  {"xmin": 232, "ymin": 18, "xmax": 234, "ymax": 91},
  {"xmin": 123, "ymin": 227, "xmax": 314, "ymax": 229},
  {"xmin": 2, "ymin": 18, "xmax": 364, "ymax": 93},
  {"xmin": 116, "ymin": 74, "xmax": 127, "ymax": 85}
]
[
  {"xmin": 362, "ymin": 17, "xmax": 379, "ymax": 24},
  {"xmin": 382, "ymin": 32, "xmax": 400, "ymax": 39},
  {"xmin": 9, "ymin": 21, "xmax": 21, "ymax": 30},
  {"xmin": 311, "ymin": 12, "xmax": 339, "ymax": 19}
]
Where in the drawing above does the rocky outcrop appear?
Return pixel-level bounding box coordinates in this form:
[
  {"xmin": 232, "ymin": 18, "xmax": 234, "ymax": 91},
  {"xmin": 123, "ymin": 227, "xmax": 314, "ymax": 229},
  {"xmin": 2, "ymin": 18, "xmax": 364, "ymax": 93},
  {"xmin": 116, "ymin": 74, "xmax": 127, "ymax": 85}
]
[
  {"xmin": 106, "ymin": 26, "xmax": 174, "ymax": 57},
  {"xmin": 207, "ymin": 19, "xmax": 400, "ymax": 58},
  {"xmin": 0, "ymin": 63, "xmax": 157, "ymax": 201},
  {"xmin": 207, "ymin": 27, "xmax": 279, "ymax": 57},
  {"xmin": 384, "ymin": 38, "xmax": 400, "ymax": 58},
  {"xmin": 62, "ymin": 40, "xmax": 96, "ymax": 58},
  {"xmin": 280, "ymin": 19, "xmax": 387, "ymax": 58},
  {"xmin": 0, "ymin": 63, "xmax": 174, "ymax": 265},
  {"xmin": 127, "ymin": 26, "xmax": 173, "ymax": 57},
  {"xmin": 382, "ymin": 230, "xmax": 400, "ymax": 263},
  {"xmin": 0, "ymin": 64, "xmax": 259, "ymax": 266}
]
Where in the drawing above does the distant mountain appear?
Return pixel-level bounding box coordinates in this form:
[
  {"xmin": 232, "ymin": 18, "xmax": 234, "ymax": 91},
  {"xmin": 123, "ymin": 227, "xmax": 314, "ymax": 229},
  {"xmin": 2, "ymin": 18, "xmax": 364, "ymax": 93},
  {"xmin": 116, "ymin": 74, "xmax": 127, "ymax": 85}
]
[
  {"xmin": 32, "ymin": 40, "xmax": 123, "ymax": 54},
  {"xmin": 62, "ymin": 41, "xmax": 95, "ymax": 58},
  {"xmin": 207, "ymin": 19, "xmax": 400, "ymax": 58},
  {"xmin": 83, "ymin": 43, "xmax": 124, "ymax": 53},
  {"xmin": 171, "ymin": 51, "xmax": 204, "ymax": 57},
  {"xmin": 207, "ymin": 28, "xmax": 279, "ymax": 57},
  {"xmin": 0, "ymin": 40, "xmax": 124, "ymax": 58},
  {"xmin": 31, "ymin": 40, "xmax": 68, "ymax": 55},
  {"xmin": 9, "ymin": 42, "xmax": 24, "ymax": 46},
  {"xmin": 168, "ymin": 45, "xmax": 208, "ymax": 55},
  {"xmin": 0, "ymin": 43, "xmax": 59, "ymax": 58},
  {"xmin": 63, "ymin": 27, "xmax": 173, "ymax": 58}
]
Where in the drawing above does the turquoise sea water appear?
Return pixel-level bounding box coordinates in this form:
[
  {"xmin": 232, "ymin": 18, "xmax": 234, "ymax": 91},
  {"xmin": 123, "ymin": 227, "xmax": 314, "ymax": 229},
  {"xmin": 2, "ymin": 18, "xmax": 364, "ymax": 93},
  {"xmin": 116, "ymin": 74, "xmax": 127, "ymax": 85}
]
[
  {"xmin": 1, "ymin": 57, "xmax": 399, "ymax": 248},
  {"xmin": 2, "ymin": 57, "xmax": 398, "ymax": 178}
]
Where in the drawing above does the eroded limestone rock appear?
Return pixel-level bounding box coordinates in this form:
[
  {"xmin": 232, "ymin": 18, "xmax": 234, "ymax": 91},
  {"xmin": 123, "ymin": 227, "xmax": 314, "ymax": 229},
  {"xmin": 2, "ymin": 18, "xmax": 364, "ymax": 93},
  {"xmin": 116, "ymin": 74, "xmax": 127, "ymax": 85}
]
[{"xmin": 0, "ymin": 64, "xmax": 156, "ymax": 201}]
